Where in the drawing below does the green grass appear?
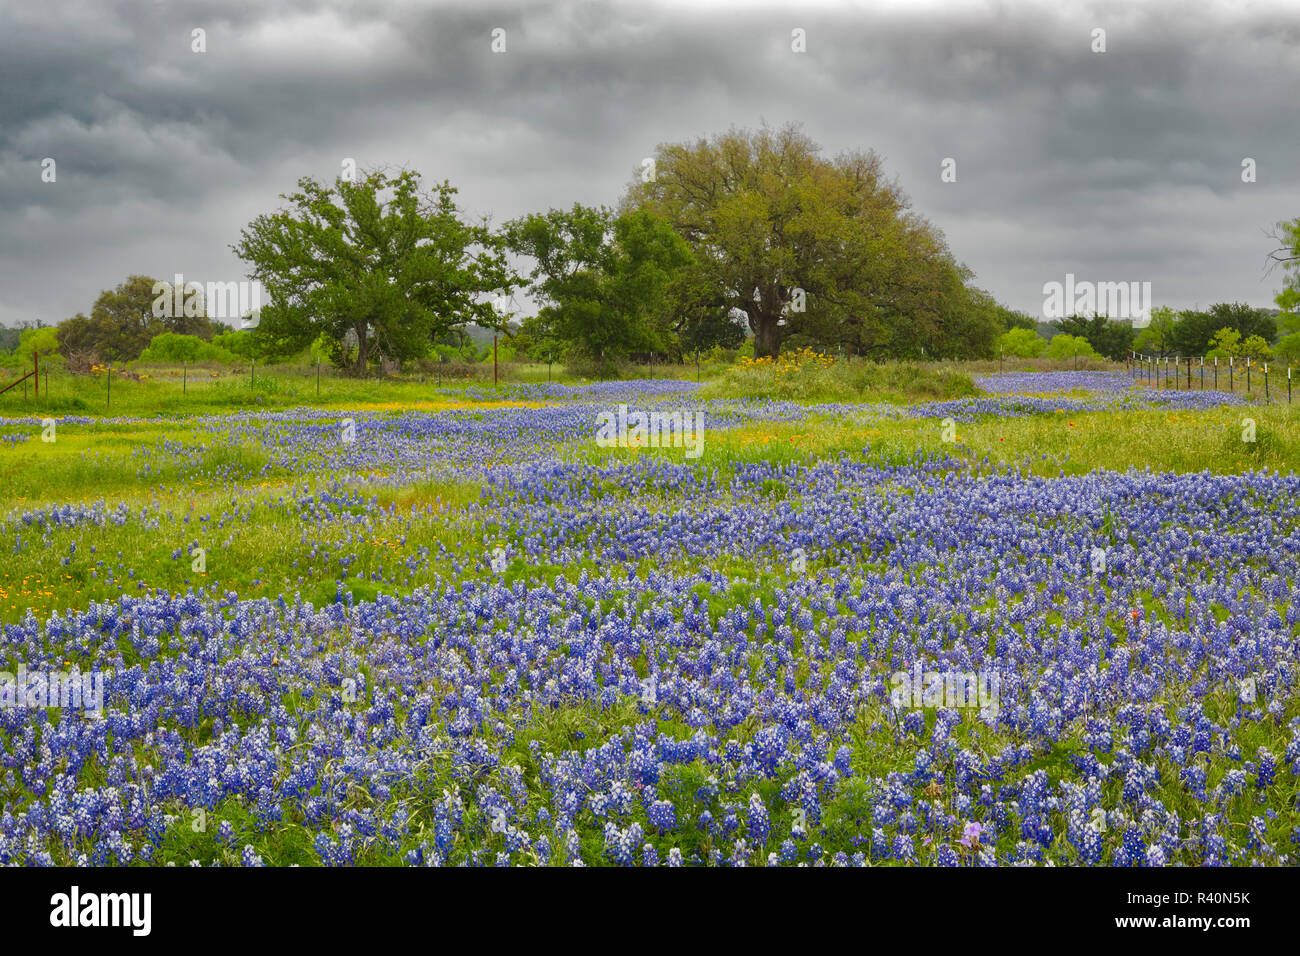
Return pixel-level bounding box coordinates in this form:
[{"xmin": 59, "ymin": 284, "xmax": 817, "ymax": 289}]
[
  {"xmin": 701, "ymin": 357, "xmax": 979, "ymax": 403},
  {"xmin": 6, "ymin": 398, "xmax": 1294, "ymax": 627},
  {"xmin": 0, "ymin": 359, "xmax": 728, "ymax": 419}
]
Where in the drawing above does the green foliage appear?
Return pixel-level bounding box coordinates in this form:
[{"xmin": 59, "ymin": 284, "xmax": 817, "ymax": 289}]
[
  {"xmin": 1239, "ymin": 334, "xmax": 1272, "ymax": 360},
  {"xmin": 504, "ymin": 204, "xmax": 699, "ymax": 368},
  {"xmin": 61, "ymin": 276, "xmax": 163, "ymax": 362},
  {"xmin": 1051, "ymin": 313, "xmax": 1135, "ymax": 360},
  {"xmin": 138, "ymin": 332, "xmax": 236, "ymax": 364},
  {"xmin": 1274, "ymin": 331, "xmax": 1300, "ymax": 363},
  {"xmin": 1, "ymin": 326, "xmax": 62, "ymax": 371},
  {"xmin": 1000, "ymin": 308, "xmax": 1038, "ymax": 331},
  {"xmin": 1209, "ymin": 326, "xmax": 1241, "ymax": 357},
  {"xmin": 1133, "ymin": 306, "xmax": 1178, "ymax": 356},
  {"xmin": 1044, "ymin": 333, "xmax": 1099, "ymax": 360},
  {"xmin": 50, "ymin": 275, "xmax": 224, "ymax": 364},
  {"xmin": 211, "ymin": 331, "xmax": 264, "ymax": 360},
  {"xmin": 18, "ymin": 325, "xmax": 59, "ymax": 357},
  {"xmin": 233, "ymin": 168, "xmax": 516, "ymax": 375},
  {"xmin": 998, "ymin": 327, "xmax": 1047, "ymax": 358},
  {"xmin": 308, "ymin": 334, "xmax": 332, "ymax": 365},
  {"xmin": 1168, "ymin": 303, "xmax": 1276, "ymax": 356},
  {"xmin": 622, "ymin": 123, "xmax": 999, "ymax": 360}
]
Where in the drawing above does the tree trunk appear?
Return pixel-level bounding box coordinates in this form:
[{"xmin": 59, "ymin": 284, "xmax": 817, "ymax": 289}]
[
  {"xmin": 355, "ymin": 326, "xmax": 369, "ymax": 377},
  {"xmin": 749, "ymin": 282, "xmax": 786, "ymax": 359},
  {"xmin": 751, "ymin": 312, "xmax": 781, "ymax": 359}
]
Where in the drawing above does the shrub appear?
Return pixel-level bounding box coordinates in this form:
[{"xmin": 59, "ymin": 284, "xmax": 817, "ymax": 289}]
[
  {"xmin": 998, "ymin": 328, "xmax": 1048, "ymax": 358},
  {"xmin": 138, "ymin": 333, "xmax": 236, "ymax": 364}
]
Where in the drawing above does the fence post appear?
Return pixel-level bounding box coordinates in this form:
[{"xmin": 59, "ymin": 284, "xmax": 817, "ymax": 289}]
[
  {"xmin": 1246, "ymin": 357, "xmax": 1251, "ymax": 395},
  {"xmin": 316, "ymin": 359, "xmax": 320, "ymax": 398},
  {"xmin": 1186, "ymin": 356, "xmax": 1191, "ymax": 389},
  {"xmin": 1229, "ymin": 356, "xmax": 1233, "ymax": 393},
  {"xmin": 1214, "ymin": 356, "xmax": 1218, "ymax": 390},
  {"xmin": 33, "ymin": 352, "xmax": 38, "ymax": 398},
  {"xmin": 251, "ymin": 357, "xmax": 255, "ymax": 389},
  {"xmin": 1264, "ymin": 363, "xmax": 1269, "ymax": 402},
  {"xmin": 1200, "ymin": 356, "xmax": 1204, "ymax": 390},
  {"xmin": 183, "ymin": 360, "xmax": 187, "ymax": 395}
]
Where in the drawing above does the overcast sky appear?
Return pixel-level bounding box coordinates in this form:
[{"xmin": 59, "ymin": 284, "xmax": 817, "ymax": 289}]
[{"xmin": 2, "ymin": 0, "xmax": 1298, "ymax": 328}]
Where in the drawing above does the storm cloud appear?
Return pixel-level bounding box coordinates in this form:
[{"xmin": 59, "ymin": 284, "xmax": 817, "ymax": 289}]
[{"xmin": 2, "ymin": 0, "xmax": 1298, "ymax": 327}]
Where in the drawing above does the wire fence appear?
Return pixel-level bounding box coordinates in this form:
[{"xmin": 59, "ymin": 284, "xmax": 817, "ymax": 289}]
[{"xmin": 1127, "ymin": 353, "xmax": 1293, "ymax": 404}]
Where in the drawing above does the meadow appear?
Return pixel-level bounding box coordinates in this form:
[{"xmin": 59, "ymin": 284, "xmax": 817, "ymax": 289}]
[{"xmin": 0, "ymin": 359, "xmax": 1297, "ymax": 866}]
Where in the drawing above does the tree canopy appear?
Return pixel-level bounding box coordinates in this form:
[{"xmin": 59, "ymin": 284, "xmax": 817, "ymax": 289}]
[
  {"xmin": 234, "ymin": 168, "xmax": 515, "ymax": 374},
  {"xmin": 504, "ymin": 204, "xmax": 738, "ymax": 368},
  {"xmin": 619, "ymin": 123, "xmax": 999, "ymax": 359}
]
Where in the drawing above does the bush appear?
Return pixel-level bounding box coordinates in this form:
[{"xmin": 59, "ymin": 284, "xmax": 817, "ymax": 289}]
[
  {"xmin": 138, "ymin": 333, "xmax": 236, "ymax": 364},
  {"xmin": 1274, "ymin": 332, "xmax": 1300, "ymax": 364},
  {"xmin": 1045, "ymin": 334, "xmax": 1099, "ymax": 360},
  {"xmin": 998, "ymin": 328, "xmax": 1048, "ymax": 358},
  {"xmin": 563, "ymin": 351, "xmax": 624, "ymax": 379},
  {"xmin": 212, "ymin": 331, "xmax": 259, "ymax": 360}
]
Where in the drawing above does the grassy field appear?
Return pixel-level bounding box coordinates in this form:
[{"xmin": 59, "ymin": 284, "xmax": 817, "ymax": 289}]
[
  {"xmin": 0, "ymin": 358, "xmax": 726, "ymax": 418},
  {"xmin": 0, "ymin": 361, "xmax": 1297, "ymax": 866}
]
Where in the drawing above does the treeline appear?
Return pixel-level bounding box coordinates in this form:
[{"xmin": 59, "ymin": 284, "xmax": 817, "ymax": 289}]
[
  {"xmin": 228, "ymin": 124, "xmax": 1016, "ymax": 373},
  {"xmin": 0, "ymin": 275, "xmax": 253, "ymax": 373},
  {"xmin": 8, "ymin": 123, "xmax": 1299, "ymax": 377},
  {"xmin": 0, "ymin": 272, "xmax": 494, "ymax": 373},
  {"xmin": 997, "ymin": 303, "xmax": 1298, "ymax": 363}
]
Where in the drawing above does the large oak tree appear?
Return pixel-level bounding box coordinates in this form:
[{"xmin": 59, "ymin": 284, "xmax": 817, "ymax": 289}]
[
  {"xmin": 234, "ymin": 169, "xmax": 515, "ymax": 374},
  {"xmin": 620, "ymin": 123, "xmax": 990, "ymax": 359}
]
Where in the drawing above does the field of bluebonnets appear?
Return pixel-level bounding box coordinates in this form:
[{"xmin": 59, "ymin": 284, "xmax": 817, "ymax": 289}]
[{"xmin": 0, "ymin": 365, "xmax": 1298, "ymax": 867}]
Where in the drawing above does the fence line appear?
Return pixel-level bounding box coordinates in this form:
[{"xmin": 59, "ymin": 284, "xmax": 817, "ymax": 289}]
[{"xmin": 1127, "ymin": 350, "xmax": 1291, "ymax": 404}]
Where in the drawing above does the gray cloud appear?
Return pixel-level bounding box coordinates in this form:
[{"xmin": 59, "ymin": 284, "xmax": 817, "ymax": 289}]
[{"xmin": 2, "ymin": 0, "xmax": 1298, "ymax": 327}]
